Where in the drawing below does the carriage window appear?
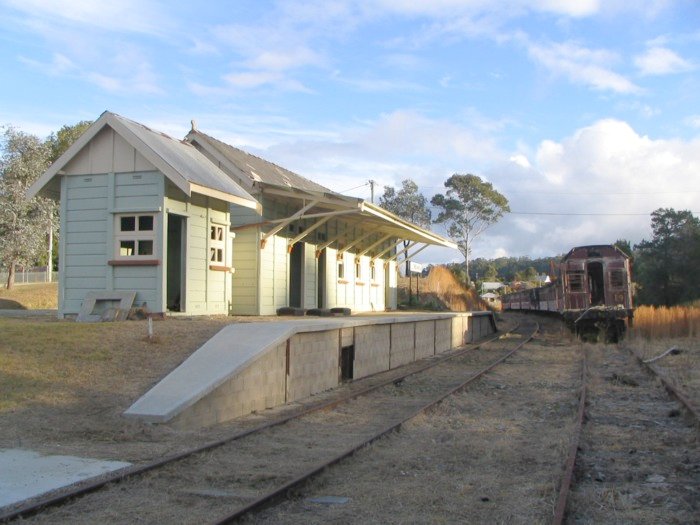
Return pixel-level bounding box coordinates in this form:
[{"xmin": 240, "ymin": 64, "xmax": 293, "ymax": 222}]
[
  {"xmin": 568, "ymin": 271, "xmax": 585, "ymax": 292},
  {"xmin": 610, "ymin": 269, "xmax": 625, "ymax": 289}
]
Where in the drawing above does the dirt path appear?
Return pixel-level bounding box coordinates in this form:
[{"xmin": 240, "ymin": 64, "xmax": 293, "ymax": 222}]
[{"xmin": 567, "ymin": 344, "xmax": 699, "ymax": 524}]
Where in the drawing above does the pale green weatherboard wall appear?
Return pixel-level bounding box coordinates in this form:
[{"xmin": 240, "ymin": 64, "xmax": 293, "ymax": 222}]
[
  {"xmin": 229, "ymin": 195, "xmax": 397, "ymax": 315},
  {"xmin": 58, "ymin": 125, "xmax": 233, "ymax": 316}
]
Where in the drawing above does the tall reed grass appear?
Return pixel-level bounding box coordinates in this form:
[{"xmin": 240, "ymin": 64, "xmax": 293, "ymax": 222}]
[{"xmin": 630, "ymin": 305, "xmax": 700, "ymax": 339}]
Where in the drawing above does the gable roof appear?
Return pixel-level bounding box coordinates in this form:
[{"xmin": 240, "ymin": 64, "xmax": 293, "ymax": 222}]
[
  {"xmin": 187, "ymin": 127, "xmax": 457, "ymax": 251},
  {"xmin": 185, "ymin": 129, "xmax": 331, "ymax": 194},
  {"xmin": 28, "ymin": 111, "xmax": 260, "ymax": 211}
]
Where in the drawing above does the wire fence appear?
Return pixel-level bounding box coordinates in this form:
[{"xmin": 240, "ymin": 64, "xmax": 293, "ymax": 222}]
[{"xmin": 0, "ymin": 268, "xmax": 58, "ymax": 287}]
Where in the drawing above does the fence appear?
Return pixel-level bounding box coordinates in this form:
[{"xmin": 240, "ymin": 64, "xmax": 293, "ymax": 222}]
[{"xmin": 0, "ymin": 268, "xmax": 58, "ymax": 287}]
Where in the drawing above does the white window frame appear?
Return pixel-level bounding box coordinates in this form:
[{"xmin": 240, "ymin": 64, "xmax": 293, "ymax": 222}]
[
  {"xmin": 114, "ymin": 213, "xmax": 156, "ymax": 260},
  {"xmin": 209, "ymin": 223, "xmax": 226, "ymax": 265}
]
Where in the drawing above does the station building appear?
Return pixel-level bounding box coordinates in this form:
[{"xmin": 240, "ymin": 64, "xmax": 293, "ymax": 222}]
[{"xmin": 28, "ymin": 111, "xmax": 456, "ymax": 318}]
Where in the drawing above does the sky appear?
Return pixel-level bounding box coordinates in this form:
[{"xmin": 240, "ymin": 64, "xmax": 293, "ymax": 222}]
[{"xmin": 1, "ymin": 0, "xmax": 699, "ymax": 265}]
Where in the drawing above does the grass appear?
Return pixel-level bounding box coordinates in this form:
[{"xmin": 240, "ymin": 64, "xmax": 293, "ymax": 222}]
[
  {"xmin": 630, "ymin": 304, "xmax": 700, "ymax": 339},
  {"xmin": 0, "ymin": 282, "xmax": 58, "ymax": 310},
  {"xmin": 0, "ymin": 317, "xmax": 231, "ymax": 412},
  {"xmin": 398, "ymin": 266, "xmax": 488, "ymax": 311},
  {"xmin": 627, "ymin": 304, "xmax": 700, "ymax": 408}
]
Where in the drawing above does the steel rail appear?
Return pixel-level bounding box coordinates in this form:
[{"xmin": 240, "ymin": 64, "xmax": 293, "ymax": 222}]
[
  {"xmin": 552, "ymin": 346, "xmax": 588, "ymax": 525},
  {"xmin": 211, "ymin": 322, "xmax": 540, "ymax": 524},
  {"xmin": 0, "ymin": 321, "xmax": 518, "ymax": 523},
  {"xmin": 628, "ymin": 348, "xmax": 700, "ymax": 424},
  {"xmin": 552, "ymin": 343, "xmax": 699, "ymax": 525}
]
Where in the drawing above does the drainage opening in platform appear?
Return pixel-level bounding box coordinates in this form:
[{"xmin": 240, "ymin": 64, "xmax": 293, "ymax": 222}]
[{"xmin": 340, "ymin": 345, "xmax": 354, "ymax": 381}]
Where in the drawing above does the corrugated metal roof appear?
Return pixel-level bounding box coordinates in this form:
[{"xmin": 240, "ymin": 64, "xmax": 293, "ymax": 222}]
[
  {"xmin": 111, "ymin": 114, "xmax": 258, "ymax": 205},
  {"xmin": 186, "ymin": 130, "xmax": 331, "ymax": 194}
]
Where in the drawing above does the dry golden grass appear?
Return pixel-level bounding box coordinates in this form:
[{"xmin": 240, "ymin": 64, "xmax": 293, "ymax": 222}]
[
  {"xmin": 399, "ymin": 265, "xmax": 488, "ymax": 311},
  {"xmin": 0, "ymin": 282, "xmax": 58, "ymax": 310},
  {"xmin": 0, "ymin": 316, "xmax": 231, "ymax": 413},
  {"xmin": 630, "ymin": 304, "xmax": 700, "ymax": 339}
]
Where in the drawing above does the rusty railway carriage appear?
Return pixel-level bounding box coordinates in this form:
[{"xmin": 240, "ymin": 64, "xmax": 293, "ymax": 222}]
[{"xmin": 502, "ymin": 245, "xmax": 634, "ymax": 340}]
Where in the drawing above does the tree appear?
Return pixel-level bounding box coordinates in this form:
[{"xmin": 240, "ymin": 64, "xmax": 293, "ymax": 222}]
[
  {"xmin": 0, "ymin": 127, "xmax": 52, "ymax": 288},
  {"xmin": 379, "ymin": 179, "xmax": 431, "ymax": 275},
  {"xmin": 634, "ymin": 208, "xmax": 700, "ymax": 306},
  {"xmin": 614, "ymin": 239, "xmax": 633, "ymax": 260},
  {"xmin": 46, "ymin": 121, "xmax": 92, "ymax": 163},
  {"xmin": 431, "ymin": 174, "xmax": 509, "ymax": 284}
]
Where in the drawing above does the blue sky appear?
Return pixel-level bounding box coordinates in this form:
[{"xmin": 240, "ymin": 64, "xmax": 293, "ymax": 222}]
[{"xmin": 1, "ymin": 0, "xmax": 699, "ymax": 264}]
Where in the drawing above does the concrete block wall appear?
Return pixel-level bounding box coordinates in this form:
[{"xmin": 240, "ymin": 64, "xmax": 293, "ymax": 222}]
[
  {"xmin": 164, "ymin": 312, "xmax": 495, "ymax": 429},
  {"xmin": 435, "ymin": 319, "xmax": 452, "ymax": 353},
  {"xmin": 450, "ymin": 315, "xmax": 467, "ymax": 349},
  {"xmin": 354, "ymin": 324, "xmax": 391, "ymax": 377},
  {"xmin": 415, "ymin": 320, "xmax": 436, "ymax": 359},
  {"xmin": 340, "ymin": 327, "xmax": 354, "ymax": 348},
  {"xmin": 170, "ymin": 341, "xmax": 286, "ymax": 429},
  {"xmin": 389, "ymin": 323, "xmax": 415, "ymax": 369},
  {"xmin": 287, "ymin": 330, "xmax": 340, "ymax": 402},
  {"xmin": 469, "ymin": 314, "xmax": 494, "ymax": 342}
]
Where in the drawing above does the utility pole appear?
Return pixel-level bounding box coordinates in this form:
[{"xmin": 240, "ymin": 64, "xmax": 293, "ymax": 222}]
[{"xmin": 368, "ymin": 180, "xmax": 376, "ymax": 203}]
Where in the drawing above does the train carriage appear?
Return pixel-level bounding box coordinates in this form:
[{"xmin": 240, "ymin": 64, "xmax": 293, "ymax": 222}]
[{"xmin": 502, "ymin": 245, "xmax": 634, "ymax": 341}]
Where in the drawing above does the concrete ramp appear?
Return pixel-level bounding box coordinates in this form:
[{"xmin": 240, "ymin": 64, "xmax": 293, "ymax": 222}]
[
  {"xmin": 124, "ymin": 321, "xmax": 299, "ymax": 422},
  {"xmin": 124, "ymin": 312, "xmax": 496, "ymax": 428}
]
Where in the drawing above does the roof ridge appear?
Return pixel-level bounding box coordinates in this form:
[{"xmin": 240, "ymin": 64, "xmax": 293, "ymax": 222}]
[
  {"xmin": 188, "ymin": 129, "xmax": 330, "ymax": 193},
  {"xmin": 109, "ymin": 111, "xmax": 194, "ymax": 148}
]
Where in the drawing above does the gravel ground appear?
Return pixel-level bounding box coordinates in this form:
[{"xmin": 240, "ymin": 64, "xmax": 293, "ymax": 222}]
[
  {"xmin": 249, "ymin": 316, "xmax": 582, "ymax": 524},
  {"xmin": 567, "ymin": 344, "xmax": 699, "ymax": 524}
]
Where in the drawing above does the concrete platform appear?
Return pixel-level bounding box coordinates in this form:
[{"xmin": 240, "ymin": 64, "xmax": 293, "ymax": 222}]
[
  {"xmin": 0, "ymin": 449, "xmax": 130, "ymax": 510},
  {"xmin": 125, "ymin": 311, "xmax": 497, "ymax": 428}
]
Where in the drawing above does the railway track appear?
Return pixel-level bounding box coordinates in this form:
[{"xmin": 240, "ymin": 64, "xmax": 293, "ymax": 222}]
[
  {"xmin": 10, "ymin": 314, "xmax": 693, "ymax": 524},
  {"xmin": 2, "ymin": 320, "xmax": 536, "ymax": 524},
  {"xmin": 555, "ymin": 340, "xmax": 699, "ymax": 524}
]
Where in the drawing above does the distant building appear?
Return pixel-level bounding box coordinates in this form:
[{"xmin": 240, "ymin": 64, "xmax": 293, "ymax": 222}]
[{"xmin": 481, "ymin": 281, "xmax": 505, "ymax": 293}]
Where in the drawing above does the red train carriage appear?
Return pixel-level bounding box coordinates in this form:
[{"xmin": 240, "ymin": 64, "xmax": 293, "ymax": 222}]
[{"xmin": 502, "ymin": 245, "xmax": 634, "ymax": 340}]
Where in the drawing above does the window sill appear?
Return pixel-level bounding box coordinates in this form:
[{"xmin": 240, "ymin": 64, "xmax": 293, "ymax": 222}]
[
  {"xmin": 355, "ymin": 281, "xmax": 366, "ymax": 286},
  {"xmin": 338, "ymin": 279, "xmax": 349, "ymax": 284},
  {"xmin": 209, "ymin": 265, "xmax": 233, "ymax": 272},
  {"xmin": 108, "ymin": 259, "xmax": 160, "ymax": 266},
  {"xmin": 371, "ymin": 283, "xmax": 380, "ymax": 287}
]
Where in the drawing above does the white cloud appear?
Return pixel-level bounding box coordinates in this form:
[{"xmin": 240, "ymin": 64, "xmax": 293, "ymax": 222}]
[
  {"xmin": 527, "ymin": 41, "xmax": 641, "ymax": 94},
  {"xmin": 1, "ymin": 0, "xmax": 170, "ymax": 36},
  {"xmin": 18, "ymin": 53, "xmax": 75, "ymax": 76},
  {"xmin": 509, "ymin": 154, "xmax": 531, "ymax": 169},
  {"xmin": 634, "ymin": 46, "xmax": 694, "ymax": 76},
  {"xmin": 484, "ymin": 118, "xmax": 700, "ymax": 257},
  {"xmin": 372, "ymin": 0, "xmax": 602, "ymax": 18},
  {"xmin": 685, "ymin": 115, "xmax": 700, "ymax": 129}
]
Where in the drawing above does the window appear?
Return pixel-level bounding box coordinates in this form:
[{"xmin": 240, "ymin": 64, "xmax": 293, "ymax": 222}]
[
  {"xmin": 567, "ymin": 271, "xmax": 585, "ymax": 292},
  {"xmin": 338, "ymin": 260, "xmax": 345, "ymax": 279},
  {"xmin": 210, "ymin": 225, "xmax": 225, "ymax": 264},
  {"xmin": 370, "ymin": 262, "xmax": 376, "ymax": 281},
  {"xmin": 609, "ymin": 269, "xmax": 625, "ymax": 289},
  {"xmin": 115, "ymin": 214, "xmax": 155, "ymax": 259},
  {"xmin": 355, "ymin": 258, "xmax": 361, "ymax": 279}
]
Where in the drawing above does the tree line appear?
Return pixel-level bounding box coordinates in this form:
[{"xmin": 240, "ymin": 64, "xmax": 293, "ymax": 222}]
[{"xmin": 449, "ymin": 208, "xmax": 700, "ymax": 308}]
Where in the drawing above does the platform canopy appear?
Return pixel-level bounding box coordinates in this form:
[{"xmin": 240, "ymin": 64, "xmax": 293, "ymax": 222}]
[
  {"xmin": 236, "ymin": 181, "xmax": 458, "ymax": 263},
  {"xmin": 186, "ymin": 127, "xmax": 457, "ymax": 262}
]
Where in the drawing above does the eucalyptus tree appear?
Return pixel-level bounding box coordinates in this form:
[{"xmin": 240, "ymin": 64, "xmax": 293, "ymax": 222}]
[
  {"xmin": 431, "ymin": 174, "xmax": 509, "ymax": 284},
  {"xmin": 0, "ymin": 127, "xmax": 52, "ymax": 288},
  {"xmin": 378, "ymin": 179, "xmax": 431, "ymax": 276}
]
